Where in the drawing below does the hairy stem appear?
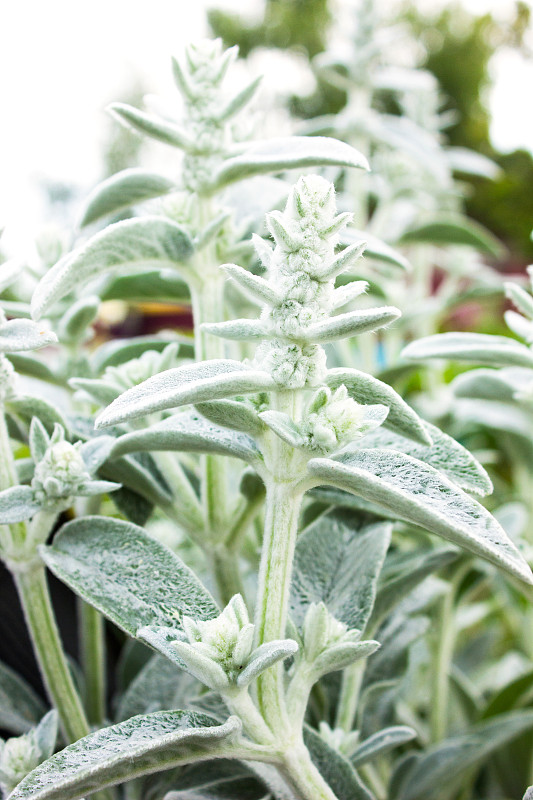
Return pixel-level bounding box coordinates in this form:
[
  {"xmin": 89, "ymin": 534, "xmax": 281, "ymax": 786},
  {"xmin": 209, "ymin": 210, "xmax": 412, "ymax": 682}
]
[
  {"xmin": 209, "ymin": 544, "xmax": 246, "ymax": 607},
  {"xmin": 254, "ymin": 479, "xmax": 303, "ymax": 732},
  {"xmin": 14, "ymin": 564, "xmax": 90, "ymax": 743},
  {"xmin": 79, "ymin": 599, "xmax": 106, "ymax": 726},
  {"xmin": 280, "ymin": 743, "xmax": 338, "ymax": 800},
  {"xmin": 336, "ymin": 659, "xmax": 365, "ymax": 732}
]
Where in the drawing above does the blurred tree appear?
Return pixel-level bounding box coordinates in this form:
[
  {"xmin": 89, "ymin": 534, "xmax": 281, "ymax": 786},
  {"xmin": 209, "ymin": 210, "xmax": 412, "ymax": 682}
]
[
  {"xmin": 208, "ymin": 0, "xmax": 331, "ymax": 58},
  {"xmin": 405, "ymin": 1, "xmax": 533, "ymax": 263},
  {"xmin": 209, "ymin": 0, "xmax": 533, "ymax": 262}
]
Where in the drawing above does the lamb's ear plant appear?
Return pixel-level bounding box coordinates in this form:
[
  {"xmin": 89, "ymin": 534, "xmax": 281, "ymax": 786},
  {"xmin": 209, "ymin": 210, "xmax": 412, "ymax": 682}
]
[{"xmin": 6, "ymin": 171, "xmax": 532, "ymax": 800}]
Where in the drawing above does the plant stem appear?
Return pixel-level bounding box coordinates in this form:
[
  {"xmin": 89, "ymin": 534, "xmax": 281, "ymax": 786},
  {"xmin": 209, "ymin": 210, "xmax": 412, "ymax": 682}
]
[
  {"xmin": 335, "ymin": 659, "xmax": 366, "ymax": 732},
  {"xmin": 430, "ymin": 564, "xmax": 469, "ymax": 742},
  {"xmin": 254, "ymin": 479, "xmax": 303, "ymax": 732},
  {"xmin": 209, "ymin": 544, "xmax": 245, "ymax": 606},
  {"xmin": 431, "ymin": 580, "xmax": 457, "ymax": 742},
  {"xmin": 154, "ymin": 451, "xmax": 204, "ymax": 534},
  {"xmin": 79, "ymin": 599, "xmax": 106, "ymax": 726},
  {"xmin": 280, "ymin": 743, "xmax": 338, "ymax": 800},
  {"xmin": 0, "ymin": 409, "xmax": 25, "ymax": 549},
  {"xmin": 14, "ymin": 564, "xmax": 90, "ymax": 743}
]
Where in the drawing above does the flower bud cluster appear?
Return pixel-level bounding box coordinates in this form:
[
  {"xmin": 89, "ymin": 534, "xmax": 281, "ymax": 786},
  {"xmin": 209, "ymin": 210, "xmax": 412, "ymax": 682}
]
[
  {"xmin": 0, "ymin": 712, "xmax": 57, "ymax": 798},
  {"xmin": 102, "ymin": 344, "xmax": 181, "ymax": 394},
  {"xmin": 301, "ymin": 602, "xmax": 360, "ymax": 662},
  {"xmin": 262, "ymin": 175, "xmax": 352, "ymax": 332},
  {"xmin": 318, "ymin": 721, "xmax": 361, "ymax": 758},
  {"xmin": 32, "ymin": 428, "xmax": 91, "ymax": 509},
  {"xmin": 303, "ymin": 385, "xmax": 387, "ymax": 453},
  {"xmin": 173, "ymin": 594, "xmax": 297, "ymax": 692},
  {"xmin": 175, "ymin": 40, "xmax": 256, "ymax": 193},
  {"xmin": 0, "ymin": 733, "xmax": 41, "ymax": 797}
]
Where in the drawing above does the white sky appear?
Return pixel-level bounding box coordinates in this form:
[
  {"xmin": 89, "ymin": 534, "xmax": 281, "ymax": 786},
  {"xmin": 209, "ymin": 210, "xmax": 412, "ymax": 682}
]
[{"xmin": 1, "ymin": 0, "xmax": 531, "ymax": 252}]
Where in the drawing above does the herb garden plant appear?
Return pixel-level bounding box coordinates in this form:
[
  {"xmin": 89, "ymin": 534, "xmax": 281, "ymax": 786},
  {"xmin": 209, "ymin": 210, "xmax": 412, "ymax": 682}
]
[{"xmin": 1, "ymin": 32, "xmax": 533, "ymax": 800}]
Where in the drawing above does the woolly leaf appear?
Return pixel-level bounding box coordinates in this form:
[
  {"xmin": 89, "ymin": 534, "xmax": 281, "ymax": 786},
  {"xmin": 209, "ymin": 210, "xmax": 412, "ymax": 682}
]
[
  {"xmin": 340, "ymin": 229, "xmax": 409, "ymax": 271},
  {"xmin": 80, "ymin": 169, "xmax": 175, "ymax": 227},
  {"xmin": 31, "ymin": 217, "xmax": 194, "ymax": 320},
  {"xmin": 237, "ymin": 640, "xmax": 298, "ymax": 687},
  {"xmin": 0, "ymin": 485, "xmax": 40, "ymax": 524},
  {"xmin": 399, "ymin": 217, "xmax": 504, "ymax": 257},
  {"xmin": 209, "ymin": 137, "xmax": 369, "ymax": 193},
  {"xmin": 41, "ymin": 516, "xmax": 219, "ymax": 637},
  {"xmin": 505, "ymin": 281, "xmax": 533, "ymax": 320},
  {"xmin": 95, "ymin": 360, "xmax": 274, "ymax": 427},
  {"xmin": 6, "ymin": 395, "xmax": 68, "ymax": 434},
  {"xmin": 326, "ymin": 368, "xmax": 431, "ymax": 445},
  {"xmin": 446, "ymin": 147, "xmax": 500, "ymax": 179},
  {"xmin": 354, "ymin": 421, "xmax": 492, "ymax": 496},
  {"xmin": 402, "ymin": 332, "xmax": 533, "ymax": 368},
  {"xmin": 109, "ymin": 103, "xmax": 195, "ymax": 150},
  {"xmin": 303, "ymin": 307, "xmax": 400, "ymax": 344},
  {"xmin": 351, "ymin": 726, "xmax": 416, "ymax": 768},
  {"xmin": 307, "ymin": 450, "xmax": 533, "ymax": 585},
  {"xmin": 110, "ymin": 409, "xmax": 261, "ymax": 463},
  {"xmin": 0, "ymin": 319, "xmax": 57, "ymax": 352},
  {"xmin": 57, "ymin": 296, "xmax": 99, "ymax": 342},
  {"xmin": 9, "ymin": 711, "xmax": 241, "ymax": 800},
  {"xmin": 259, "ymin": 410, "xmax": 305, "ymax": 448},
  {"xmin": 369, "ymin": 548, "xmax": 458, "ymax": 630},
  {"xmin": 201, "ymin": 319, "xmax": 266, "ymax": 341},
  {"xmin": 313, "ymin": 640, "xmax": 380, "ymax": 675},
  {"xmin": 222, "ymin": 263, "xmax": 281, "ymax": 306},
  {"xmin": 291, "ymin": 512, "xmax": 391, "ymax": 633},
  {"xmin": 393, "ymin": 711, "xmax": 533, "ymax": 800},
  {"xmin": 303, "ymin": 726, "xmax": 374, "ymax": 800},
  {"xmin": 0, "ymin": 660, "xmax": 47, "ymax": 735},
  {"xmin": 216, "ymin": 76, "xmax": 262, "ymax": 122},
  {"xmin": 100, "ymin": 271, "xmax": 190, "ymax": 303},
  {"xmin": 195, "ymin": 400, "xmax": 264, "ymax": 435}
]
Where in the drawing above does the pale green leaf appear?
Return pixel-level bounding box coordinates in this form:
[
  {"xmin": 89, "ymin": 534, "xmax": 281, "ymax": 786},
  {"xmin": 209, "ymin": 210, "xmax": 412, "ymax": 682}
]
[
  {"xmin": 394, "ymin": 711, "xmax": 533, "ymax": 800},
  {"xmin": 110, "ymin": 409, "xmax": 261, "ymax": 463},
  {"xmin": 303, "ymin": 726, "xmax": 374, "ymax": 800},
  {"xmin": 402, "ymin": 332, "xmax": 533, "ymax": 368},
  {"xmin": 80, "ymin": 169, "xmax": 175, "ymax": 227},
  {"xmin": 95, "ymin": 360, "xmax": 274, "ymax": 428},
  {"xmin": 369, "ymin": 549, "xmax": 457, "ymax": 631},
  {"xmin": 31, "ymin": 217, "xmax": 194, "ymax": 320},
  {"xmin": 195, "ymin": 400, "xmax": 264, "ymax": 435},
  {"xmin": 398, "ymin": 217, "xmax": 504, "ymax": 257},
  {"xmin": 209, "ymin": 137, "xmax": 369, "ymax": 193},
  {"xmin": 445, "ymin": 147, "xmax": 500, "ymax": 179},
  {"xmin": 109, "ymin": 103, "xmax": 195, "ymax": 150},
  {"xmin": 351, "ymin": 727, "xmax": 416, "ymax": 768},
  {"xmin": 340, "ymin": 229, "xmax": 409, "ymax": 271},
  {"xmin": 57, "ymin": 296, "xmax": 99, "ymax": 342},
  {"xmin": 326, "ymin": 368, "xmax": 431, "ymax": 445},
  {"xmin": 0, "ymin": 319, "xmax": 57, "ymax": 352},
  {"xmin": 0, "ymin": 485, "xmax": 40, "ymax": 523},
  {"xmin": 6, "ymin": 394, "xmax": 68, "ymax": 434},
  {"xmin": 41, "ymin": 516, "xmax": 219, "ymax": 636},
  {"xmin": 304, "ymin": 307, "xmax": 400, "ymax": 344},
  {"xmin": 354, "ymin": 420, "xmax": 492, "ymax": 496},
  {"xmin": 307, "ymin": 450, "xmax": 533, "ymax": 585},
  {"xmin": 291, "ymin": 511, "xmax": 391, "ymax": 633},
  {"xmin": 99, "ymin": 271, "xmax": 190, "ymax": 303},
  {"xmin": 0, "ymin": 660, "xmax": 47, "ymax": 735},
  {"xmin": 9, "ymin": 711, "xmax": 241, "ymax": 800}
]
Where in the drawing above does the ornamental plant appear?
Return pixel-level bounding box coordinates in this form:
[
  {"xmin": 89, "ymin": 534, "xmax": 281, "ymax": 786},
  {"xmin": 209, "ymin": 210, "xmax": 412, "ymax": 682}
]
[{"xmin": 1, "ymin": 33, "xmax": 533, "ymax": 800}]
